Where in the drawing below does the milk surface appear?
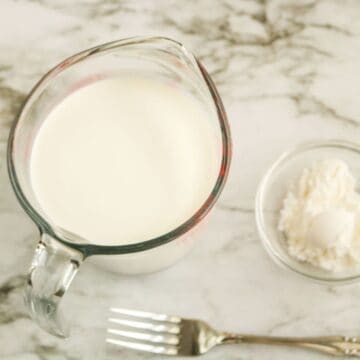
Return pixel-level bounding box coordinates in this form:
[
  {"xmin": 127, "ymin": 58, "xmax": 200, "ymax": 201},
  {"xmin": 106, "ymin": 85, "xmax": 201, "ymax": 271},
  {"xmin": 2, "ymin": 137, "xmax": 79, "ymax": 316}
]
[{"xmin": 30, "ymin": 75, "xmax": 221, "ymax": 246}]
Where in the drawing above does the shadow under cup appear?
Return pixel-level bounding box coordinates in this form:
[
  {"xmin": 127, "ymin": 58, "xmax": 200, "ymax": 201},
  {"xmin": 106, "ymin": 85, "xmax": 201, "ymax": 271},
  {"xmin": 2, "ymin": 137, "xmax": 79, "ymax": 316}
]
[{"xmin": 7, "ymin": 37, "xmax": 231, "ymax": 337}]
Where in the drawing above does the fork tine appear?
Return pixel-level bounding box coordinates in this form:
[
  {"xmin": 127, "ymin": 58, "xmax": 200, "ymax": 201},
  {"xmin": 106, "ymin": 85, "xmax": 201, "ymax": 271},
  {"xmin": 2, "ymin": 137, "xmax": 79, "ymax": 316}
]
[
  {"xmin": 110, "ymin": 307, "xmax": 181, "ymax": 323},
  {"xmin": 108, "ymin": 317, "xmax": 180, "ymax": 334},
  {"xmin": 346, "ymin": 337, "xmax": 360, "ymax": 344},
  {"xmin": 106, "ymin": 337, "xmax": 178, "ymax": 355},
  {"xmin": 107, "ymin": 328, "xmax": 179, "ymax": 345}
]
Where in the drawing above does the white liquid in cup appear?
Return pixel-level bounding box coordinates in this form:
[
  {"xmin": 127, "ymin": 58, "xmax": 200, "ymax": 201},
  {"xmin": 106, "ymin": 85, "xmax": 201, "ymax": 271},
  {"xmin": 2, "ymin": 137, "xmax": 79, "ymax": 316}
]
[{"xmin": 30, "ymin": 75, "xmax": 221, "ymax": 273}]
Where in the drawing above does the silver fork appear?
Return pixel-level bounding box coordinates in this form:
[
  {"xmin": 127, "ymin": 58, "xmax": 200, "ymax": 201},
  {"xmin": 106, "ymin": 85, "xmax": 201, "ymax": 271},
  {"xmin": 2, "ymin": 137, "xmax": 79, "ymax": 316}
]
[{"xmin": 107, "ymin": 308, "xmax": 360, "ymax": 357}]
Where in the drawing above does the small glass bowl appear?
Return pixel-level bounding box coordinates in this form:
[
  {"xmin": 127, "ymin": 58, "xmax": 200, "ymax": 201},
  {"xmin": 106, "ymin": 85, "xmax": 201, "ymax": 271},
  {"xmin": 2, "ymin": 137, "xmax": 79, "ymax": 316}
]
[{"xmin": 255, "ymin": 140, "xmax": 360, "ymax": 284}]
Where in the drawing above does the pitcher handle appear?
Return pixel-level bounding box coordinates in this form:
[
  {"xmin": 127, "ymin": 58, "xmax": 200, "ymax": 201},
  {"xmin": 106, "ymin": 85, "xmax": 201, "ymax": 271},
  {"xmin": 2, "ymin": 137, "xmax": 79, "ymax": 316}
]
[{"xmin": 24, "ymin": 233, "xmax": 84, "ymax": 338}]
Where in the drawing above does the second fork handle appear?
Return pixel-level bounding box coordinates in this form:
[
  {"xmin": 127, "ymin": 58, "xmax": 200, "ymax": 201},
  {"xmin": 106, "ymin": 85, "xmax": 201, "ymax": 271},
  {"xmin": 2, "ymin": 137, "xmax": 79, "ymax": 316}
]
[{"xmin": 219, "ymin": 334, "xmax": 360, "ymax": 357}]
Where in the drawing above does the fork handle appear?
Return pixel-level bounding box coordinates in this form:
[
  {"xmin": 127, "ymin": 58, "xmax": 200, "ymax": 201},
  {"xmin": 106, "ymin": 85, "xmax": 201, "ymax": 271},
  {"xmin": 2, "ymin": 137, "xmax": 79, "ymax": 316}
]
[{"xmin": 219, "ymin": 334, "xmax": 360, "ymax": 357}]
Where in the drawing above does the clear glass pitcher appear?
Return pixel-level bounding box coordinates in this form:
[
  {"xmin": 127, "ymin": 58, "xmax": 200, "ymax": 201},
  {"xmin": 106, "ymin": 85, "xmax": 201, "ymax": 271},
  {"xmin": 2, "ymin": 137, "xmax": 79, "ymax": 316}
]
[{"xmin": 7, "ymin": 37, "xmax": 231, "ymax": 338}]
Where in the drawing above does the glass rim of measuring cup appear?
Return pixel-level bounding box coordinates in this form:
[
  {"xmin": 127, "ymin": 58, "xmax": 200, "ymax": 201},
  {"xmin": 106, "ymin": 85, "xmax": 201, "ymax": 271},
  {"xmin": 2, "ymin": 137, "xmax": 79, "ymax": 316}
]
[{"xmin": 7, "ymin": 36, "xmax": 232, "ymax": 257}]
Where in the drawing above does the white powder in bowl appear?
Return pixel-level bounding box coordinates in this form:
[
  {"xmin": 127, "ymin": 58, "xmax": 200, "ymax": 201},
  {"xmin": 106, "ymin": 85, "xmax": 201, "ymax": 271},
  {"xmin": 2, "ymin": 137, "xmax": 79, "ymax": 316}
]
[{"xmin": 278, "ymin": 159, "xmax": 360, "ymax": 272}]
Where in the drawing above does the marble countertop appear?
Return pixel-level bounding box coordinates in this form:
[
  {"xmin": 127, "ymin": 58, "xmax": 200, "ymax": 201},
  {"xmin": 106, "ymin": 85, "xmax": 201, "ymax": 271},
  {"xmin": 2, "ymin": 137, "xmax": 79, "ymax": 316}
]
[{"xmin": 2, "ymin": 0, "xmax": 360, "ymax": 359}]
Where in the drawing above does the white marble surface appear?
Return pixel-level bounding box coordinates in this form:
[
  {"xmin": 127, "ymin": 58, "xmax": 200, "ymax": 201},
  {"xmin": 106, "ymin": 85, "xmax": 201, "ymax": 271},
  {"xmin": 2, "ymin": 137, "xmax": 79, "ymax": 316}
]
[{"xmin": 2, "ymin": 0, "xmax": 360, "ymax": 359}]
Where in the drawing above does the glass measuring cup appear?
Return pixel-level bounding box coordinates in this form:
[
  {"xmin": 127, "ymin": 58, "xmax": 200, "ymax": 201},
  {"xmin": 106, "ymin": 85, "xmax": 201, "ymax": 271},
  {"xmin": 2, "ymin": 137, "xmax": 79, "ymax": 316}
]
[{"xmin": 7, "ymin": 37, "xmax": 231, "ymax": 338}]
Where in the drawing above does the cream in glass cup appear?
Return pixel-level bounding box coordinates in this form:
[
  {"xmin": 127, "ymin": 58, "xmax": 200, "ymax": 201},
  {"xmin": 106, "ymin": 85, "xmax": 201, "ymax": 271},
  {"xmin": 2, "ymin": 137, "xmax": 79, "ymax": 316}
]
[{"xmin": 7, "ymin": 37, "xmax": 231, "ymax": 337}]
